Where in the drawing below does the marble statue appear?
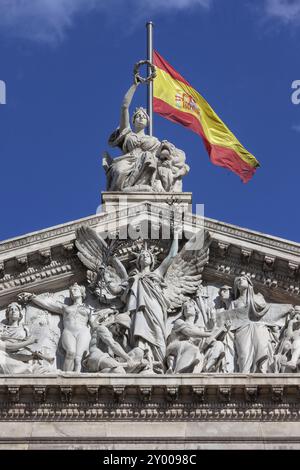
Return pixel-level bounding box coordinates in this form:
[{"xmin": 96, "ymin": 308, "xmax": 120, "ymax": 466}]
[
  {"xmin": 75, "ymin": 225, "xmax": 211, "ymax": 371},
  {"xmin": 1, "ymin": 302, "xmax": 30, "ymax": 348},
  {"xmin": 231, "ymin": 275, "xmax": 292, "ymax": 373},
  {"xmin": 103, "ymin": 76, "xmax": 189, "ymax": 192},
  {"xmin": 19, "ymin": 283, "xmax": 93, "ymax": 372},
  {"xmin": 0, "ymin": 302, "xmax": 51, "ymax": 374},
  {"xmin": 284, "ymin": 311, "xmax": 300, "ymax": 370},
  {"xmin": 274, "ymin": 306, "xmax": 300, "ymax": 371},
  {"xmin": 85, "ymin": 308, "xmax": 131, "ymax": 373},
  {"xmin": 84, "ymin": 309, "xmax": 152, "ymax": 374},
  {"xmin": 166, "ymin": 298, "xmax": 229, "ymax": 374},
  {"xmin": 213, "ymin": 275, "xmax": 293, "ymax": 373}
]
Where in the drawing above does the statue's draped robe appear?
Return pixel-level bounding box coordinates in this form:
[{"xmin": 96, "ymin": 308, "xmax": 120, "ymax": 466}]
[
  {"xmin": 0, "ymin": 348, "xmax": 33, "ymax": 374},
  {"xmin": 233, "ymin": 315, "xmax": 271, "ymax": 373},
  {"xmin": 0, "ymin": 323, "xmax": 28, "ymax": 341},
  {"xmin": 107, "ymin": 127, "xmax": 160, "ymax": 191},
  {"xmin": 0, "ymin": 323, "xmax": 32, "ymax": 362},
  {"xmin": 127, "ymin": 272, "xmax": 168, "ymax": 362},
  {"xmin": 0, "ymin": 323, "xmax": 32, "ymax": 374},
  {"xmin": 219, "ymin": 289, "xmax": 290, "ymax": 373}
]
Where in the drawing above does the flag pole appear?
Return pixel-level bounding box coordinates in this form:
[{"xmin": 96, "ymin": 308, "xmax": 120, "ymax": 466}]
[{"xmin": 146, "ymin": 21, "xmax": 154, "ymax": 136}]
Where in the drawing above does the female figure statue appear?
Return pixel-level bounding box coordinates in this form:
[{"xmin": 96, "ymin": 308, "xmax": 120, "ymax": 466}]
[
  {"xmin": 75, "ymin": 226, "xmax": 211, "ymax": 372},
  {"xmin": 103, "ymin": 234, "xmax": 180, "ymax": 364},
  {"xmin": 0, "ymin": 302, "xmax": 41, "ymax": 374},
  {"xmin": 230, "ymin": 275, "xmax": 281, "ymax": 373},
  {"xmin": 103, "ymin": 76, "xmax": 189, "ymax": 192},
  {"xmin": 127, "ymin": 239, "xmax": 178, "ymax": 363},
  {"xmin": 1, "ymin": 302, "xmax": 29, "ymax": 341},
  {"xmin": 103, "ymin": 79, "xmax": 161, "ymax": 192}
]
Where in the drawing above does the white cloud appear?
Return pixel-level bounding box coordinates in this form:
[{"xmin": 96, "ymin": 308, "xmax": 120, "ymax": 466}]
[
  {"xmin": 264, "ymin": 0, "xmax": 300, "ymax": 24},
  {"xmin": 0, "ymin": 0, "xmax": 212, "ymax": 44},
  {"xmin": 0, "ymin": 0, "xmax": 99, "ymax": 43},
  {"xmin": 138, "ymin": 0, "xmax": 212, "ymax": 9},
  {"xmin": 3, "ymin": 1, "xmax": 300, "ymax": 44}
]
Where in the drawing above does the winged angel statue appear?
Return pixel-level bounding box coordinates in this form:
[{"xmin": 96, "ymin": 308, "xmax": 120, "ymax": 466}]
[{"xmin": 76, "ymin": 226, "xmax": 211, "ymax": 368}]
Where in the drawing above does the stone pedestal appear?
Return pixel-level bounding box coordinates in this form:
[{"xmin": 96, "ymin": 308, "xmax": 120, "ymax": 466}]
[{"xmin": 101, "ymin": 191, "xmax": 193, "ymax": 211}]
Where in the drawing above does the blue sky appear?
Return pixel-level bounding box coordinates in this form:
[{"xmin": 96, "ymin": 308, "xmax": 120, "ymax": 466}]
[{"xmin": 0, "ymin": 0, "xmax": 300, "ymax": 243}]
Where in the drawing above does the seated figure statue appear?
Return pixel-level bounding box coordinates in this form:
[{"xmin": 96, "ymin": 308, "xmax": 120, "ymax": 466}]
[
  {"xmin": 166, "ymin": 298, "xmax": 229, "ymax": 374},
  {"xmin": 103, "ymin": 75, "xmax": 189, "ymax": 193},
  {"xmin": 0, "ymin": 302, "xmax": 49, "ymax": 374},
  {"xmin": 84, "ymin": 309, "xmax": 151, "ymax": 374}
]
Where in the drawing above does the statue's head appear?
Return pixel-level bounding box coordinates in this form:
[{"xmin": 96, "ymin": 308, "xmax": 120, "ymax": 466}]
[
  {"xmin": 136, "ymin": 249, "xmax": 155, "ymax": 270},
  {"xmin": 157, "ymin": 140, "xmax": 175, "ymax": 161},
  {"xmin": 233, "ymin": 275, "xmax": 252, "ymax": 297},
  {"xmin": 218, "ymin": 285, "xmax": 232, "ymax": 301},
  {"xmin": 5, "ymin": 302, "xmax": 23, "ymax": 324},
  {"xmin": 109, "ymin": 313, "xmax": 131, "ymax": 336},
  {"xmin": 291, "ymin": 306, "xmax": 300, "ymax": 322},
  {"xmin": 69, "ymin": 283, "xmax": 86, "ymax": 301},
  {"xmin": 182, "ymin": 298, "xmax": 198, "ymax": 321},
  {"xmin": 132, "ymin": 107, "xmax": 149, "ymax": 131}
]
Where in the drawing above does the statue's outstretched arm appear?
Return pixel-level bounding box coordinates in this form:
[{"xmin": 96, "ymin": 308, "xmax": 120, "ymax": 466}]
[
  {"xmin": 120, "ymin": 82, "xmax": 139, "ymax": 132},
  {"xmin": 19, "ymin": 292, "xmax": 64, "ymax": 315},
  {"xmin": 33, "ymin": 295, "xmax": 65, "ymax": 315}
]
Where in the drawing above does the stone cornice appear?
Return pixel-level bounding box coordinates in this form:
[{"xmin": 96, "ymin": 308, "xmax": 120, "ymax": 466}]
[
  {"xmin": 205, "ymin": 218, "xmax": 300, "ymax": 257},
  {"xmin": 0, "ymin": 202, "xmax": 299, "ymax": 260},
  {"xmin": 0, "ymin": 374, "xmax": 299, "ymax": 422},
  {"xmin": 0, "ymin": 212, "xmax": 107, "ymax": 258}
]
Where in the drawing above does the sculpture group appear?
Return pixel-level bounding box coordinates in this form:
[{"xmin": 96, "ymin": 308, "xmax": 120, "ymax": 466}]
[
  {"xmin": 0, "ymin": 225, "xmax": 298, "ymax": 375},
  {"xmin": 103, "ymin": 77, "xmax": 189, "ymax": 193}
]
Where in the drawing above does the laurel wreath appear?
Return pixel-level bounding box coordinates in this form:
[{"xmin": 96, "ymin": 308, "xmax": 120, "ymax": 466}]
[{"xmin": 134, "ymin": 60, "xmax": 157, "ymax": 84}]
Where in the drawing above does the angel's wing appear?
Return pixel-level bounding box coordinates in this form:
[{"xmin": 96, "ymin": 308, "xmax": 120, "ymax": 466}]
[
  {"xmin": 75, "ymin": 226, "xmax": 128, "ymax": 281},
  {"xmin": 164, "ymin": 231, "xmax": 211, "ymax": 310}
]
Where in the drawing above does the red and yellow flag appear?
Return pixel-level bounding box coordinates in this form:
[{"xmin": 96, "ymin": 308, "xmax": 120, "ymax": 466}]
[{"xmin": 153, "ymin": 50, "xmax": 260, "ymax": 183}]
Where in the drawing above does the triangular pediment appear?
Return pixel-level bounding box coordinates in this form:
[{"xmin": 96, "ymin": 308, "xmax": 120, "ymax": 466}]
[{"xmin": 0, "ymin": 198, "xmax": 299, "ymax": 307}]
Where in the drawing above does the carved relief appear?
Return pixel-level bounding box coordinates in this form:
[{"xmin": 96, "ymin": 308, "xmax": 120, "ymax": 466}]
[{"xmin": 0, "ymin": 224, "xmax": 298, "ymax": 376}]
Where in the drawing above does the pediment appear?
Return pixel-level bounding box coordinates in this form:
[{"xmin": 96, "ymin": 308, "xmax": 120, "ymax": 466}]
[{"xmin": 0, "ymin": 199, "xmax": 299, "ymax": 307}]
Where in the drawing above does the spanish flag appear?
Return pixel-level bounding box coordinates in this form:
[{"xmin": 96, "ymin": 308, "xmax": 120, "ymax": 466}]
[{"xmin": 153, "ymin": 51, "xmax": 260, "ymax": 183}]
